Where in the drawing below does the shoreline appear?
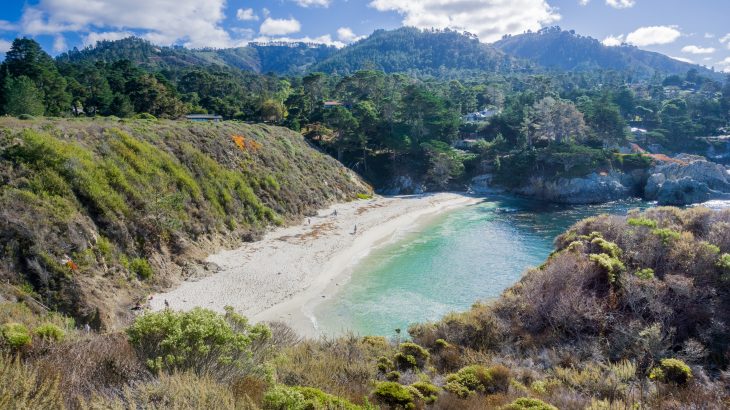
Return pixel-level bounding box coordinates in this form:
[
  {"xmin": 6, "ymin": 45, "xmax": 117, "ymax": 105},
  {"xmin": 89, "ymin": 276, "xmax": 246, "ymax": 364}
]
[{"xmin": 150, "ymin": 193, "xmax": 482, "ymax": 337}]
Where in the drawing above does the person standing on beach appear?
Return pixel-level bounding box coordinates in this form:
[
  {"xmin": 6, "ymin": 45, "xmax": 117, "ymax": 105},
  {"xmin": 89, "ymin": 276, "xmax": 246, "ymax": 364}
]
[{"xmin": 353, "ymin": 224, "xmax": 357, "ymax": 234}]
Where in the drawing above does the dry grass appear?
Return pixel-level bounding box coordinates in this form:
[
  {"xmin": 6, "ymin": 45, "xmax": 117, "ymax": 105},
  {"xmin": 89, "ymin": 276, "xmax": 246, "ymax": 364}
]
[{"xmin": 0, "ymin": 354, "xmax": 65, "ymax": 409}]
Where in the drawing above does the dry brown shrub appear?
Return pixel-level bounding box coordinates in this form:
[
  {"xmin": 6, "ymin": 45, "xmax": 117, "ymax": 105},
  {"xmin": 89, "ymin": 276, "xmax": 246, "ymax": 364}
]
[
  {"xmin": 231, "ymin": 375, "xmax": 268, "ymax": 408},
  {"xmin": 275, "ymin": 334, "xmax": 383, "ymax": 402},
  {"xmin": 707, "ymin": 221, "xmax": 730, "ymax": 252},
  {"xmin": 87, "ymin": 371, "xmax": 237, "ymax": 409},
  {"xmin": 32, "ymin": 332, "xmax": 149, "ymax": 404},
  {"xmin": 0, "ymin": 354, "xmax": 65, "ymax": 409}
]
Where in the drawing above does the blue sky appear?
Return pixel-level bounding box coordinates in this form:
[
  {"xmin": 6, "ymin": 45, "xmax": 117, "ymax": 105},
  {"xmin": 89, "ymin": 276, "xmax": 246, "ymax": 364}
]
[{"xmin": 0, "ymin": 0, "xmax": 728, "ymax": 72}]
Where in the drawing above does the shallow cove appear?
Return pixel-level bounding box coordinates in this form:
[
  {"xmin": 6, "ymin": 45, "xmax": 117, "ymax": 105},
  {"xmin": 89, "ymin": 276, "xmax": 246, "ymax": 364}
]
[{"xmin": 313, "ymin": 194, "xmax": 650, "ymax": 337}]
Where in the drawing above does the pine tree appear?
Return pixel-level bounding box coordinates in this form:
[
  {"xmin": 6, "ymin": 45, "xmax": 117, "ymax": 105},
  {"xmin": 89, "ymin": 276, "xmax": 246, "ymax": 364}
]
[
  {"xmin": 3, "ymin": 75, "xmax": 45, "ymax": 116},
  {"xmin": 3, "ymin": 38, "xmax": 70, "ymax": 116}
]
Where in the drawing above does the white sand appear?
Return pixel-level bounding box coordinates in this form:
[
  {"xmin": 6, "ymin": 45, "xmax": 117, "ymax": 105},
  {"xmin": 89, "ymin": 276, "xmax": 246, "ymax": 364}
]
[{"xmin": 150, "ymin": 193, "xmax": 480, "ymax": 337}]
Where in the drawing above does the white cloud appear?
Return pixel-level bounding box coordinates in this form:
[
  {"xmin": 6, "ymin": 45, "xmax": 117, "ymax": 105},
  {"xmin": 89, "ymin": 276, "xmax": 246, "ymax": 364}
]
[
  {"xmin": 602, "ymin": 34, "xmax": 624, "ymax": 47},
  {"xmin": 0, "ymin": 20, "xmax": 17, "ymax": 31},
  {"xmin": 606, "ymin": 0, "xmax": 635, "ymax": 9},
  {"xmin": 82, "ymin": 31, "xmax": 135, "ymax": 47},
  {"xmin": 337, "ymin": 27, "xmax": 364, "ymax": 43},
  {"xmin": 681, "ymin": 45, "xmax": 715, "ymax": 54},
  {"xmin": 293, "ymin": 0, "xmax": 331, "ymax": 7},
  {"xmin": 17, "ymin": 0, "xmax": 233, "ymax": 48},
  {"xmin": 236, "ymin": 8, "xmax": 259, "ymax": 21},
  {"xmin": 669, "ymin": 55, "xmax": 694, "ymax": 64},
  {"xmin": 259, "ymin": 17, "xmax": 301, "ymax": 36},
  {"xmin": 721, "ymin": 33, "xmax": 730, "ymax": 48},
  {"xmin": 0, "ymin": 39, "xmax": 11, "ymax": 52},
  {"xmin": 625, "ymin": 26, "xmax": 681, "ymax": 47},
  {"xmin": 253, "ymin": 34, "xmax": 345, "ymax": 48},
  {"xmin": 369, "ymin": 0, "xmax": 560, "ymax": 43},
  {"xmin": 578, "ymin": 0, "xmax": 590, "ymax": 5},
  {"xmin": 52, "ymin": 35, "xmax": 67, "ymax": 52},
  {"xmin": 704, "ymin": 33, "xmax": 715, "ymax": 39},
  {"xmin": 717, "ymin": 57, "xmax": 730, "ymax": 72}
]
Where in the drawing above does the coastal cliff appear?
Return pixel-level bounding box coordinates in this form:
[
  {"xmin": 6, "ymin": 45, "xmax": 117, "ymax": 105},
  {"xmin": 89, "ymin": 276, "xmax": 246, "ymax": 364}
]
[{"xmin": 487, "ymin": 153, "xmax": 730, "ymax": 205}]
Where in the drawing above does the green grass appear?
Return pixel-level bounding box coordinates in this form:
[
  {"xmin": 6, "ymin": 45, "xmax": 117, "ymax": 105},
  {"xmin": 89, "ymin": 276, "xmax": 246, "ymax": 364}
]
[{"xmin": 0, "ymin": 117, "xmax": 370, "ymax": 327}]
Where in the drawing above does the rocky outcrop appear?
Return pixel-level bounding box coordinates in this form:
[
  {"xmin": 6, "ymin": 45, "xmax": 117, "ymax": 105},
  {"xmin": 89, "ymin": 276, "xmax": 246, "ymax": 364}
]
[
  {"xmin": 515, "ymin": 171, "xmax": 632, "ymax": 204},
  {"xmin": 502, "ymin": 154, "xmax": 730, "ymax": 206},
  {"xmin": 644, "ymin": 155, "xmax": 730, "ymax": 205},
  {"xmin": 380, "ymin": 175, "xmax": 427, "ymax": 195},
  {"xmin": 469, "ymin": 174, "xmax": 505, "ymax": 194}
]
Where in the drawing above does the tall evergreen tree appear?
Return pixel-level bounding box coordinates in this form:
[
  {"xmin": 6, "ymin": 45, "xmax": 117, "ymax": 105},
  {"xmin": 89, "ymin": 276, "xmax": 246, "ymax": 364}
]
[
  {"xmin": 3, "ymin": 38, "xmax": 71, "ymax": 116},
  {"xmin": 3, "ymin": 75, "xmax": 45, "ymax": 116}
]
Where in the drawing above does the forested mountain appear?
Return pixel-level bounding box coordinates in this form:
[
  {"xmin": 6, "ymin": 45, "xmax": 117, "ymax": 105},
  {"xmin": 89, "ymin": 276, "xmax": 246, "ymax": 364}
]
[
  {"xmin": 56, "ymin": 37, "xmax": 337, "ymax": 75},
  {"xmin": 494, "ymin": 26, "xmax": 721, "ymax": 80},
  {"xmin": 312, "ymin": 27, "xmax": 527, "ymax": 76},
  {"xmin": 55, "ymin": 27, "xmax": 725, "ymax": 80}
]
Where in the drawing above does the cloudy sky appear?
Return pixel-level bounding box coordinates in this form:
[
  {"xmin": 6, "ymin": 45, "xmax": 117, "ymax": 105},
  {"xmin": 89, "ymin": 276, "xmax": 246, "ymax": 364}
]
[{"xmin": 0, "ymin": 0, "xmax": 728, "ymax": 72}]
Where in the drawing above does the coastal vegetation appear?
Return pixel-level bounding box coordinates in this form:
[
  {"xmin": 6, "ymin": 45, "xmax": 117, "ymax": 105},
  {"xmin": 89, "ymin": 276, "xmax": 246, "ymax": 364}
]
[
  {"xmin": 0, "ymin": 117, "xmax": 369, "ymax": 329},
  {"xmin": 1, "ymin": 207, "xmax": 728, "ymax": 408},
  {"xmin": 2, "ymin": 33, "xmax": 729, "ymax": 193},
  {"xmin": 0, "ymin": 24, "xmax": 729, "ymax": 410}
]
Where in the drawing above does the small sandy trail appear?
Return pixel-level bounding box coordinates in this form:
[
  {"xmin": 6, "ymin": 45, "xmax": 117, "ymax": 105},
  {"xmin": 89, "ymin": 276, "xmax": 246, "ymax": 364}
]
[{"xmin": 150, "ymin": 193, "xmax": 481, "ymax": 337}]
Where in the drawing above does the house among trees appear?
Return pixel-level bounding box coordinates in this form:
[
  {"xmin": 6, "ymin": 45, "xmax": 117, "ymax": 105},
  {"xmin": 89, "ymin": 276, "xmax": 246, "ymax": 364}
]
[
  {"xmin": 185, "ymin": 114, "xmax": 223, "ymax": 122},
  {"xmin": 462, "ymin": 108, "xmax": 498, "ymax": 123},
  {"xmin": 323, "ymin": 100, "xmax": 351, "ymax": 109}
]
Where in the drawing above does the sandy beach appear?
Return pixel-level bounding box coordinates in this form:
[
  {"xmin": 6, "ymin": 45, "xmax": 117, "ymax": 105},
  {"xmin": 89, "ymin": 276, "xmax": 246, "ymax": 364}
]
[{"xmin": 150, "ymin": 193, "xmax": 481, "ymax": 337}]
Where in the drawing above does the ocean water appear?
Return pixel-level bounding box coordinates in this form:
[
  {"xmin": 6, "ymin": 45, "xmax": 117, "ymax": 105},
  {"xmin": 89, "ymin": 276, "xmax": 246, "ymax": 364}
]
[{"xmin": 313, "ymin": 195, "xmax": 653, "ymax": 337}]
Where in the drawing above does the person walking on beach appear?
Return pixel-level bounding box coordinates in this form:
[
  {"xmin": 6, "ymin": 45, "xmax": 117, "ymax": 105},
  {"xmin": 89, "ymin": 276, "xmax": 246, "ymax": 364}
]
[{"xmin": 353, "ymin": 224, "xmax": 357, "ymax": 234}]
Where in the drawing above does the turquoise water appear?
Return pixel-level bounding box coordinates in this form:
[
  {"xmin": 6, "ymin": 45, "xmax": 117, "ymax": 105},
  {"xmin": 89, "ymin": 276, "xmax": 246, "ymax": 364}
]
[{"xmin": 314, "ymin": 195, "xmax": 650, "ymax": 337}]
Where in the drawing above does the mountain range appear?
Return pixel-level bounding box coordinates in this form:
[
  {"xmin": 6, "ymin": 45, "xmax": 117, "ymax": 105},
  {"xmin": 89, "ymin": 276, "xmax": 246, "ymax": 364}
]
[{"xmin": 56, "ymin": 27, "xmax": 723, "ymax": 80}]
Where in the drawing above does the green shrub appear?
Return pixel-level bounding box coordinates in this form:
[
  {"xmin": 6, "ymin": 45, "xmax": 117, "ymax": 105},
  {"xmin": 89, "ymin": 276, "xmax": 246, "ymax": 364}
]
[
  {"xmin": 394, "ymin": 342, "xmax": 430, "ymax": 370},
  {"xmin": 263, "ymin": 385, "xmax": 365, "ymax": 410},
  {"xmin": 591, "ymin": 237, "xmax": 622, "ymax": 258},
  {"xmin": 130, "ymin": 257, "xmax": 154, "ymax": 280},
  {"xmin": 377, "ymin": 356, "xmax": 394, "ymax": 373},
  {"xmin": 589, "ymin": 253, "xmax": 626, "ymax": 283},
  {"xmin": 263, "ymin": 385, "xmax": 307, "ymax": 410},
  {"xmin": 133, "ymin": 112, "xmax": 157, "ymax": 120},
  {"xmin": 295, "ymin": 386, "xmax": 365, "ymax": 410},
  {"xmin": 372, "ymin": 381, "xmax": 420, "ymax": 409},
  {"xmin": 410, "ymin": 381, "xmax": 439, "ymax": 404},
  {"xmin": 627, "ymin": 217, "xmax": 657, "ymax": 229},
  {"xmin": 33, "ymin": 323, "xmax": 65, "ymax": 342},
  {"xmin": 435, "ymin": 338, "xmax": 450, "ymax": 349},
  {"xmin": 1, "ymin": 323, "xmax": 32, "ymax": 349},
  {"xmin": 444, "ymin": 364, "xmax": 510, "ymax": 397},
  {"xmin": 652, "ymin": 228, "xmax": 681, "ymax": 244},
  {"xmin": 649, "ymin": 358, "xmax": 693, "ymax": 386},
  {"xmin": 127, "ymin": 307, "xmax": 271, "ymax": 379},
  {"xmin": 386, "ymin": 371, "xmax": 401, "ymax": 381},
  {"xmin": 634, "ymin": 268, "xmax": 655, "ymax": 280},
  {"xmin": 717, "ymin": 253, "xmax": 730, "ymax": 269},
  {"xmin": 502, "ymin": 397, "xmax": 558, "ymax": 410},
  {"xmin": 18, "ymin": 114, "xmax": 35, "ymax": 120},
  {"xmin": 356, "ymin": 193, "xmax": 373, "ymax": 200}
]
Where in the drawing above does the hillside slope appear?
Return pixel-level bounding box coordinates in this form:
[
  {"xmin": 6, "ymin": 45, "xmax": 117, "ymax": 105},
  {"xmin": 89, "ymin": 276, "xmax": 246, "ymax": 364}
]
[
  {"xmin": 494, "ymin": 27, "xmax": 721, "ymax": 79},
  {"xmin": 312, "ymin": 27, "xmax": 526, "ymax": 76},
  {"xmin": 56, "ymin": 37, "xmax": 337, "ymax": 75},
  {"xmin": 0, "ymin": 118, "xmax": 370, "ymax": 329}
]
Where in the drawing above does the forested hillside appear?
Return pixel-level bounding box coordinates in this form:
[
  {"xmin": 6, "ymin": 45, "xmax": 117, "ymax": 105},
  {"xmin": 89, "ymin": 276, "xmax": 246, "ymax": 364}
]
[
  {"xmin": 312, "ymin": 27, "xmax": 525, "ymax": 76},
  {"xmin": 0, "ymin": 117, "xmax": 369, "ymax": 329},
  {"xmin": 2, "ymin": 36, "xmax": 730, "ymax": 195},
  {"xmin": 495, "ymin": 27, "xmax": 720, "ymax": 80},
  {"xmin": 56, "ymin": 37, "xmax": 337, "ymax": 75}
]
